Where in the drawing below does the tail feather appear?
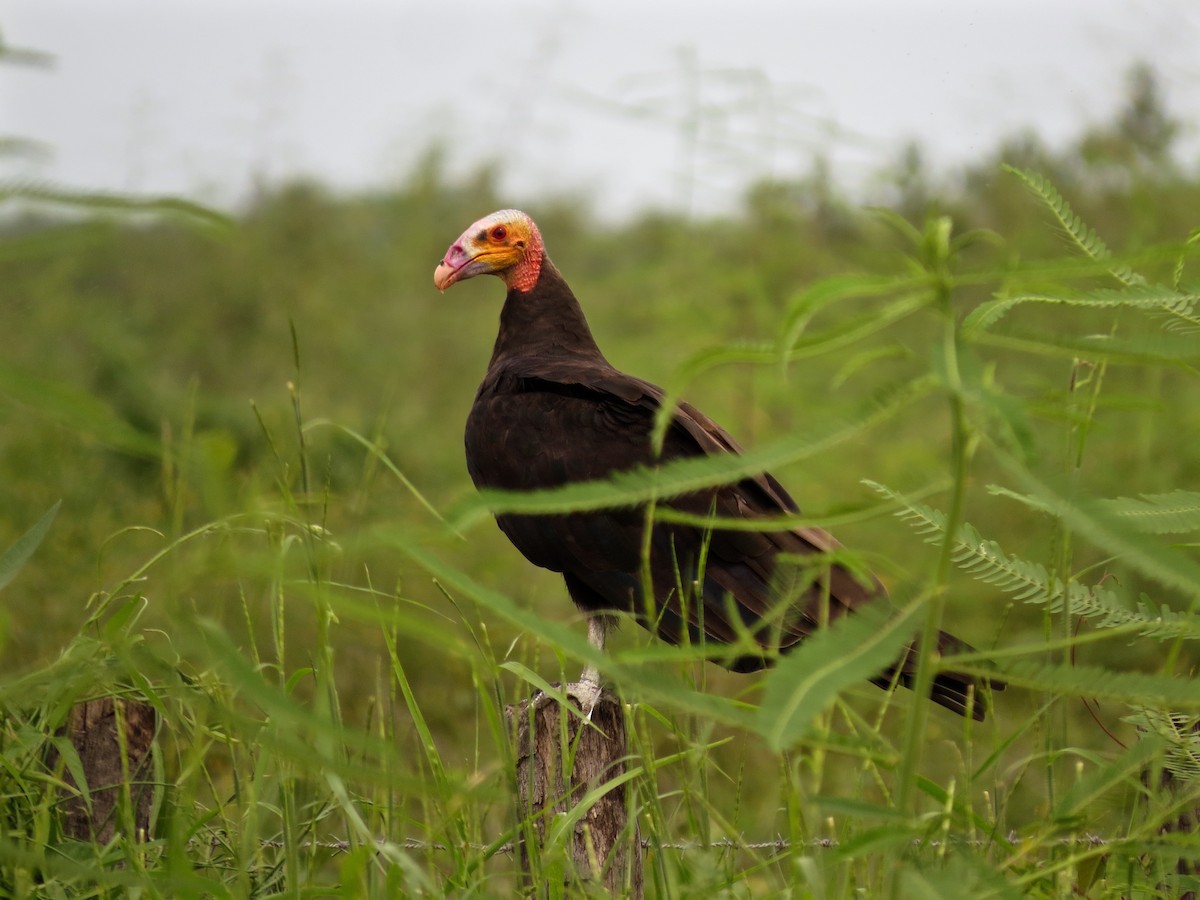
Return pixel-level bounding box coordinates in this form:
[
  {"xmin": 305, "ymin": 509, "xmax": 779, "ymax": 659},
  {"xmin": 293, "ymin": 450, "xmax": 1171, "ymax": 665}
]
[{"xmin": 874, "ymin": 629, "xmax": 1005, "ymax": 722}]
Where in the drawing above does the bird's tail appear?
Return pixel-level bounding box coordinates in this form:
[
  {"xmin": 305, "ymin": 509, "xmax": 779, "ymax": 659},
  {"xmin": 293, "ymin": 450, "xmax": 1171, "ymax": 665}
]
[{"xmin": 874, "ymin": 630, "xmax": 1004, "ymax": 721}]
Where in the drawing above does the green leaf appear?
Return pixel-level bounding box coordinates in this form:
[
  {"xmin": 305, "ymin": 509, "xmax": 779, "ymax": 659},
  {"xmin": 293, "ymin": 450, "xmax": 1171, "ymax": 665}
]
[
  {"xmin": 812, "ymin": 795, "xmax": 909, "ymax": 823},
  {"xmin": 867, "ymin": 481, "xmax": 1200, "ymax": 640},
  {"xmin": 963, "ymin": 285, "xmax": 1196, "ymax": 333},
  {"xmin": 1098, "ymin": 490, "xmax": 1200, "ymax": 535},
  {"xmin": 757, "ymin": 600, "xmax": 919, "ymax": 752},
  {"xmin": 0, "ymin": 179, "xmax": 234, "ymax": 232},
  {"xmin": 499, "ymin": 660, "xmax": 561, "ymax": 701},
  {"xmin": 777, "ymin": 290, "xmax": 928, "ymax": 363},
  {"xmin": 1124, "ymin": 706, "xmax": 1200, "ymax": 782},
  {"xmin": 0, "ymin": 365, "xmax": 161, "ymax": 458},
  {"xmin": 1005, "ymin": 166, "xmax": 1146, "ymax": 287},
  {"xmin": 778, "ymin": 272, "xmax": 917, "ymax": 351},
  {"xmin": 1054, "ymin": 735, "xmax": 1164, "ymax": 821},
  {"xmin": 899, "ymin": 858, "xmax": 1024, "ymax": 900},
  {"xmin": 998, "ymin": 457, "xmax": 1200, "ymax": 602},
  {"xmin": 0, "ymin": 501, "xmax": 60, "ymax": 593},
  {"xmin": 967, "ymin": 328, "xmax": 1200, "ymax": 366},
  {"xmin": 990, "ymin": 660, "xmax": 1200, "ymax": 707}
]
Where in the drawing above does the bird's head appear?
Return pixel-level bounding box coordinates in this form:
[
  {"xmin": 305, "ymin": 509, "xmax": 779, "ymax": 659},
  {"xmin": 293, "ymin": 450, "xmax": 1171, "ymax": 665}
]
[{"xmin": 434, "ymin": 209, "xmax": 544, "ymax": 294}]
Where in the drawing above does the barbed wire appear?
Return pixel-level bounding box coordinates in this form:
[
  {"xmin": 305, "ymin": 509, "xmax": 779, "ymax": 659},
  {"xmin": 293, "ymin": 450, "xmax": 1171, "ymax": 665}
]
[{"xmin": 251, "ymin": 832, "xmax": 1118, "ymax": 856}]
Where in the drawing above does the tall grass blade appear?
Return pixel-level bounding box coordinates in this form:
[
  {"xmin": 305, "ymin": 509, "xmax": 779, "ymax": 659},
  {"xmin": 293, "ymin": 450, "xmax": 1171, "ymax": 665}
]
[
  {"xmin": 1053, "ymin": 736, "xmax": 1163, "ymax": 822},
  {"xmin": 387, "ymin": 533, "xmax": 755, "ymax": 728},
  {"xmin": 0, "ymin": 501, "xmax": 60, "ymax": 593}
]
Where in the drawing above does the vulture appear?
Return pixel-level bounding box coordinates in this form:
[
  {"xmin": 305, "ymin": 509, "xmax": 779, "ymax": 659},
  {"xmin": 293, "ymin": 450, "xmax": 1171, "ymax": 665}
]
[{"xmin": 434, "ymin": 209, "xmax": 996, "ymax": 720}]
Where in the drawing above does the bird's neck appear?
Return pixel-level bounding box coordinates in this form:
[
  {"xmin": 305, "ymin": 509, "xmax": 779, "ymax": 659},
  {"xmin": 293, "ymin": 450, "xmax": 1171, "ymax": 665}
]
[{"xmin": 489, "ymin": 258, "xmax": 608, "ymax": 366}]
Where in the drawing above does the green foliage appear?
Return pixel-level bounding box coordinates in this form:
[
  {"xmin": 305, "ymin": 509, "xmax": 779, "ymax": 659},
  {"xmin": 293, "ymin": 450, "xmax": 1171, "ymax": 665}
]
[
  {"xmin": 964, "ymin": 285, "xmax": 1199, "ymax": 334},
  {"xmin": 0, "ymin": 502, "xmax": 59, "ymax": 594},
  {"xmin": 868, "ymin": 480, "xmax": 1200, "ymax": 640},
  {"xmin": 6, "ymin": 63, "xmax": 1200, "ymax": 896},
  {"xmin": 1125, "ymin": 707, "xmax": 1200, "ymax": 781},
  {"xmin": 1003, "ymin": 165, "xmax": 1147, "ymax": 287},
  {"xmin": 757, "ymin": 600, "xmax": 919, "ymax": 751},
  {"xmin": 985, "ymin": 661, "xmax": 1200, "ymax": 708},
  {"xmin": 0, "ymin": 180, "xmax": 235, "ymax": 232},
  {"xmin": 1099, "ymin": 490, "xmax": 1200, "ymax": 535}
]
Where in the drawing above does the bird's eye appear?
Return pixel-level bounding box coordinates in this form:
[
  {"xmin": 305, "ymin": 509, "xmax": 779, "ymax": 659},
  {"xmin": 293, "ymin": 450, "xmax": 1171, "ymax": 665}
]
[{"xmin": 491, "ymin": 225, "xmax": 507, "ymax": 241}]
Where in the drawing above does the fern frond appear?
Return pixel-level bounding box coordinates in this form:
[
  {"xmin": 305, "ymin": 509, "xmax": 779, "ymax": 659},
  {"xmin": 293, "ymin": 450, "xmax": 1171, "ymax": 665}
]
[
  {"xmin": 964, "ymin": 285, "xmax": 1199, "ymax": 333},
  {"xmin": 0, "ymin": 178, "xmax": 234, "ymax": 231},
  {"xmin": 1172, "ymin": 226, "xmax": 1200, "ymax": 292},
  {"xmin": 1098, "ymin": 491, "xmax": 1200, "ymax": 535},
  {"xmin": 1004, "ymin": 166, "xmax": 1146, "ymax": 288},
  {"xmin": 865, "ymin": 481, "xmax": 1200, "ymax": 640},
  {"xmin": 1160, "ymin": 304, "xmax": 1200, "ymax": 335},
  {"xmin": 995, "ymin": 660, "xmax": 1200, "ymax": 707},
  {"xmin": 968, "ymin": 329, "xmax": 1200, "ymax": 366},
  {"xmin": 1124, "ymin": 706, "xmax": 1200, "ymax": 782}
]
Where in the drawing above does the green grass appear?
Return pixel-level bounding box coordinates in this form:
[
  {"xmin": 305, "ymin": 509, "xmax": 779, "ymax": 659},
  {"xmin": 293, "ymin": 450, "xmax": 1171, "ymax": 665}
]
[{"xmin": 5, "ymin": 94, "xmax": 1200, "ymax": 895}]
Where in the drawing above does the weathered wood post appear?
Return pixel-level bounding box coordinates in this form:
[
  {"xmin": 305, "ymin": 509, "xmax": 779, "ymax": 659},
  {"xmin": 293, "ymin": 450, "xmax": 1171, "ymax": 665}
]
[
  {"xmin": 507, "ymin": 688, "xmax": 643, "ymax": 897},
  {"xmin": 55, "ymin": 698, "xmax": 157, "ymax": 844},
  {"xmin": 1149, "ymin": 744, "xmax": 1200, "ymax": 900}
]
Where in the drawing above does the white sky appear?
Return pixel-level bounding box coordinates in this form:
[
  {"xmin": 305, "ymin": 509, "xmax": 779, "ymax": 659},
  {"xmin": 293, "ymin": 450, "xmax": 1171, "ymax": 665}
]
[{"xmin": 4, "ymin": 0, "xmax": 1199, "ymax": 218}]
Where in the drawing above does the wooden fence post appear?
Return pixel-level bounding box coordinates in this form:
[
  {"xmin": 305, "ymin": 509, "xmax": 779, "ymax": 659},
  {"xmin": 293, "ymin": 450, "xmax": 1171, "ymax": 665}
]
[
  {"xmin": 55, "ymin": 698, "xmax": 157, "ymax": 844},
  {"xmin": 1150, "ymin": 749, "xmax": 1200, "ymax": 899},
  {"xmin": 507, "ymin": 688, "xmax": 643, "ymax": 898}
]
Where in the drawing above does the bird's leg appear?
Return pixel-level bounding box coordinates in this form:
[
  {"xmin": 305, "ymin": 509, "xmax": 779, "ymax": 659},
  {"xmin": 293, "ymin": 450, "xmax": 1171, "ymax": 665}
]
[{"xmin": 563, "ymin": 614, "xmax": 610, "ymax": 719}]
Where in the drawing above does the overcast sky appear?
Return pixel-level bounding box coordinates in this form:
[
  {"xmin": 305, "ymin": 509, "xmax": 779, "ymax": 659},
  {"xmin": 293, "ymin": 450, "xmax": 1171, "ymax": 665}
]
[{"xmin": 4, "ymin": 0, "xmax": 1199, "ymax": 218}]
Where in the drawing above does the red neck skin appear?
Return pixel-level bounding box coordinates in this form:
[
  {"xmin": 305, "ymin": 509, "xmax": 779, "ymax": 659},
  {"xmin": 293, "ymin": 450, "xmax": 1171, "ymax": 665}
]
[{"xmin": 502, "ymin": 223, "xmax": 544, "ymax": 293}]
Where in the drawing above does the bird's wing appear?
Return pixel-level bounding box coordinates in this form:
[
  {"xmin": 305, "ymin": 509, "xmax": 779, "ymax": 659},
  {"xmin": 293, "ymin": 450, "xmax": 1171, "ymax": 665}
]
[
  {"xmin": 660, "ymin": 391, "xmax": 883, "ymax": 651},
  {"xmin": 473, "ymin": 360, "xmax": 993, "ymax": 718},
  {"xmin": 477, "ymin": 362, "xmax": 880, "ymax": 646}
]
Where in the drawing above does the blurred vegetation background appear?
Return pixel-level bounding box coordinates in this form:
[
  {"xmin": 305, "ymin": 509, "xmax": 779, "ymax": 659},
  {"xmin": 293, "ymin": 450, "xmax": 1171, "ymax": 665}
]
[
  {"xmin": 3, "ymin": 55, "xmax": 1200, "ymax": 894},
  {"xmin": 4, "ymin": 62, "xmax": 1191, "ymax": 659}
]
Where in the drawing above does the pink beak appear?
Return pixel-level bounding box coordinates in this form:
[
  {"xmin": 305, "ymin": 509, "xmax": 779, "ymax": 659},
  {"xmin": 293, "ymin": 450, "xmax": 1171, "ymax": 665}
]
[
  {"xmin": 433, "ymin": 239, "xmax": 479, "ymax": 291},
  {"xmin": 433, "ymin": 260, "xmax": 458, "ymax": 291}
]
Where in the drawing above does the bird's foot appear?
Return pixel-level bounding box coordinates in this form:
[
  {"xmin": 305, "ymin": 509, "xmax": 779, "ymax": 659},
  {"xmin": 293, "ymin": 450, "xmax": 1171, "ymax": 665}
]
[{"xmin": 561, "ymin": 678, "xmax": 604, "ymax": 721}]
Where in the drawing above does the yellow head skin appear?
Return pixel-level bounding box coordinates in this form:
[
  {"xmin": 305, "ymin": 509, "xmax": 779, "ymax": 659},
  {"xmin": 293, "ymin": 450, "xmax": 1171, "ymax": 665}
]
[{"xmin": 433, "ymin": 209, "xmax": 544, "ymax": 293}]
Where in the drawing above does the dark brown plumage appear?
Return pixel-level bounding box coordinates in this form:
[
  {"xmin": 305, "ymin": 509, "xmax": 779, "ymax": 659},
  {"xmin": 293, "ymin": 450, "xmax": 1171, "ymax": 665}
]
[{"xmin": 435, "ymin": 209, "xmax": 997, "ymax": 720}]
